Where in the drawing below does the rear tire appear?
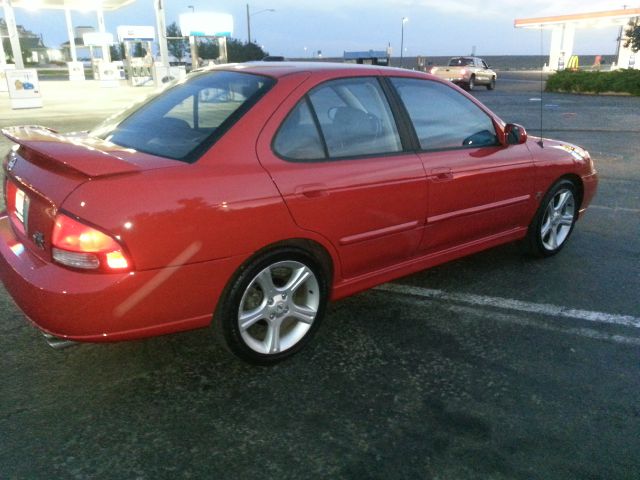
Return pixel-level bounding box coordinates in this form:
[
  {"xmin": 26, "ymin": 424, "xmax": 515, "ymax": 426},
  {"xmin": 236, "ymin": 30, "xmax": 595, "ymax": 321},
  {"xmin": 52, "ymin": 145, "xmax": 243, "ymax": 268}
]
[
  {"xmin": 467, "ymin": 75, "xmax": 476, "ymax": 91},
  {"xmin": 524, "ymin": 179, "xmax": 578, "ymax": 257},
  {"xmin": 214, "ymin": 247, "xmax": 329, "ymax": 365}
]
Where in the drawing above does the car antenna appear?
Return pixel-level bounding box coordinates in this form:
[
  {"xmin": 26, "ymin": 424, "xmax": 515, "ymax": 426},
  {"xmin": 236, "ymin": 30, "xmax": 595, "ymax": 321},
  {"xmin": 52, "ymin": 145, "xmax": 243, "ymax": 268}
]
[{"xmin": 538, "ymin": 26, "xmax": 544, "ymax": 148}]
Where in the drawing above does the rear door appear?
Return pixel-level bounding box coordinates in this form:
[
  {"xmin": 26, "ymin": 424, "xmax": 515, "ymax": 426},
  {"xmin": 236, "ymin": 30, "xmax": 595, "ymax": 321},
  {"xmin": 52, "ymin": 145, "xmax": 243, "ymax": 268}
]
[
  {"xmin": 388, "ymin": 77, "xmax": 534, "ymax": 253},
  {"xmin": 257, "ymin": 75, "xmax": 428, "ymax": 279}
]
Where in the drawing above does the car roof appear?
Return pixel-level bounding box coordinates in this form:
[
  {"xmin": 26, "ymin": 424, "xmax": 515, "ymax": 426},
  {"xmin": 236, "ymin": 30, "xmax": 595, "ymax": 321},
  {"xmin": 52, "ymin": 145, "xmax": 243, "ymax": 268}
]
[{"xmin": 194, "ymin": 61, "xmax": 418, "ymax": 79}]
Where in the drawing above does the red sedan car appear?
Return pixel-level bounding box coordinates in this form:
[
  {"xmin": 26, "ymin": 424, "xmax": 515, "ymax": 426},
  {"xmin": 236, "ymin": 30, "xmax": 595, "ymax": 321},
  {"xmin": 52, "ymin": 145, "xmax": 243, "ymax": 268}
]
[{"xmin": 0, "ymin": 63, "xmax": 597, "ymax": 364}]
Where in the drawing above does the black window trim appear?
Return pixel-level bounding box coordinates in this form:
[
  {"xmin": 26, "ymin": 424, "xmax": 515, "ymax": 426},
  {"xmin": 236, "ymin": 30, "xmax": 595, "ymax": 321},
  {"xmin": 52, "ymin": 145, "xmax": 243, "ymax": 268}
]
[{"xmin": 306, "ymin": 95, "xmax": 330, "ymax": 159}]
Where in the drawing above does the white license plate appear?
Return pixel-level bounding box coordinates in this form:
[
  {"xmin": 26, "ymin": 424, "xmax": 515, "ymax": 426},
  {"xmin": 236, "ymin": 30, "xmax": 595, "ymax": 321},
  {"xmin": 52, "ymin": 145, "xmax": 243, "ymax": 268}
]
[{"xmin": 15, "ymin": 188, "xmax": 26, "ymax": 224}]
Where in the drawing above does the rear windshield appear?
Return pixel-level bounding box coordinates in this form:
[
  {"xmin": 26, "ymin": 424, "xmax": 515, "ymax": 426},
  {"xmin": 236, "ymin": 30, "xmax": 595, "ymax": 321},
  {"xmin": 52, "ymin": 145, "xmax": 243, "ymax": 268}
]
[
  {"xmin": 448, "ymin": 58, "xmax": 474, "ymax": 67},
  {"xmin": 90, "ymin": 71, "xmax": 274, "ymax": 163}
]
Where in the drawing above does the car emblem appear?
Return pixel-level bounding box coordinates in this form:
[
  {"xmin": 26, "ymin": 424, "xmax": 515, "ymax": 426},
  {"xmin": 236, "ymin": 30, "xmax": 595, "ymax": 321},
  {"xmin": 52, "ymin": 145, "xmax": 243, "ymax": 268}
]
[
  {"xmin": 7, "ymin": 154, "xmax": 18, "ymax": 171},
  {"xmin": 32, "ymin": 231, "xmax": 45, "ymax": 250}
]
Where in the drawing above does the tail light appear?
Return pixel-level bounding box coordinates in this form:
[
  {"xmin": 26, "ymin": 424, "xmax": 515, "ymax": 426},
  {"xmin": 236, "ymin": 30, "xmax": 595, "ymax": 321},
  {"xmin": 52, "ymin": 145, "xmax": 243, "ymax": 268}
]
[
  {"xmin": 460, "ymin": 68, "xmax": 467, "ymax": 75},
  {"xmin": 430, "ymin": 67, "xmax": 438, "ymax": 74},
  {"xmin": 51, "ymin": 213, "xmax": 131, "ymax": 272}
]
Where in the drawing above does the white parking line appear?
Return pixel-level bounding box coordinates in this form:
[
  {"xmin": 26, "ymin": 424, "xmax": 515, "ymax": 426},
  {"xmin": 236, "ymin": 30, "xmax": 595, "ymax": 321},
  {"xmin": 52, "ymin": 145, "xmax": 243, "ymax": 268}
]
[
  {"xmin": 402, "ymin": 300, "xmax": 640, "ymax": 347},
  {"xmin": 375, "ymin": 283, "xmax": 640, "ymax": 329},
  {"xmin": 590, "ymin": 205, "xmax": 640, "ymax": 214}
]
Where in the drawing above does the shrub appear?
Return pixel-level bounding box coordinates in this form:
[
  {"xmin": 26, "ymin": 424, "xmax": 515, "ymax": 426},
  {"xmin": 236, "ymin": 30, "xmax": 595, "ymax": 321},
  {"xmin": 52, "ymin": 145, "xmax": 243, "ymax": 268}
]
[{"xmin": 546, "ymin": 69, "xmax": 640, "ymax": 96}]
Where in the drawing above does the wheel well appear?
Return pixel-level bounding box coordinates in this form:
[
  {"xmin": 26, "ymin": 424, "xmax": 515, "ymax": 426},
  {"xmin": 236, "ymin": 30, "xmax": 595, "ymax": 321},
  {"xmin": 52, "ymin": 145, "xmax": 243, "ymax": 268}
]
[
  {"xmin": 212, "ymin": 238, "xmax": 335, "ymax": 326},
  {"xmin": 559, "ymin": 174, "xmax": 584, "ymax": 209},
  {"xmin": 245, "ymin": 238, "xmax": 334, "ymax": 284}
]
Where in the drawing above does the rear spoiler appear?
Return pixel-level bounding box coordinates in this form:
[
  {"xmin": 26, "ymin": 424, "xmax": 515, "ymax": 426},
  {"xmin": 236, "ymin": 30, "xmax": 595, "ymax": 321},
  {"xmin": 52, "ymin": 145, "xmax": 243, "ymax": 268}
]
[{"xmin": 2, "ymin": 126, "xmax": 174, "ymax": 178}]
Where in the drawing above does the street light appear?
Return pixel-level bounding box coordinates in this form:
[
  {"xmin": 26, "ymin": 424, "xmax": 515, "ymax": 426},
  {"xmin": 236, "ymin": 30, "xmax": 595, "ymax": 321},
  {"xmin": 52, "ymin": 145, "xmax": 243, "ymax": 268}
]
[
  {"xmin": 188, "ymin": 5, "xmax": 194, "ymax": 13},
  {"xmin": 246, "ymin": 4, "xmax": 275, "ymax": 44},
  {"xmin": 400, "ymin": 17, "xmax": 408, "ymax": 68}
]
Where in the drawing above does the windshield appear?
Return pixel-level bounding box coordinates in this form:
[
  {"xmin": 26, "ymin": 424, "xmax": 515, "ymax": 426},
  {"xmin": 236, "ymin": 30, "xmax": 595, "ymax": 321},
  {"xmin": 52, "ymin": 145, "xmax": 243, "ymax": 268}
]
[
  {"xmin": 448, "ymin": 58, "xmax": 474, "ymax": 67},
  {"xmin": 90, "ymin": 70, "xmax": 274, "ymax": 163}
]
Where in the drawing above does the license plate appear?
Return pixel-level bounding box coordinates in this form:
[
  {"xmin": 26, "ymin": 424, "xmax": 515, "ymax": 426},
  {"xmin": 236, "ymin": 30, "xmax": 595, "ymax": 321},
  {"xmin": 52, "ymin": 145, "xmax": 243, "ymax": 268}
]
[{"xmin": 15, "ymin": 188, "xmax": 26, "ymax": 224}]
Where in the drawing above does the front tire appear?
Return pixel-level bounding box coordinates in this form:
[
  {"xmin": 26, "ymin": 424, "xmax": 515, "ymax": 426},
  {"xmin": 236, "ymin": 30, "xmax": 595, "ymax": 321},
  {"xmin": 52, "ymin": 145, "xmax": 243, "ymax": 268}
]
[
  {"xmin": 524, "ymin": 179, "xmax": 578, "ymax": 257},
  {"xmin": 487, "ymin": 77, "xmax": 496, "ymax": 90},
  {"xmin": 214, "ymin": 248, "xmax": 329, "ymax": 365}
]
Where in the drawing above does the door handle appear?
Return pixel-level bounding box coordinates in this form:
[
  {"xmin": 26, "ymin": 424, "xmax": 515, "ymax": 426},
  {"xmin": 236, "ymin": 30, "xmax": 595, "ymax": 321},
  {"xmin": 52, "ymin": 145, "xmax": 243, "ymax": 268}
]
[
  {"xmin": 430, "ymin": 168, "xmax": 453, "ymax": 182},
  {"xmin": 295, "ymin": 183, "xmax": 329, "ymax": 198}
]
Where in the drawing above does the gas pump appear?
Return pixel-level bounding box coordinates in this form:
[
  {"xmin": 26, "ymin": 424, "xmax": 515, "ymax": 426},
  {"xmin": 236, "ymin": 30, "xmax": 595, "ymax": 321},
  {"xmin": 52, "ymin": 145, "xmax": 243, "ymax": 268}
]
[
  {"xmin": 82, "ymin": 32, "xmax": 123, "ymax": 86},
  {"xmin": 117, "ymin": 26, "xmax": 156, "ymax": 87}
]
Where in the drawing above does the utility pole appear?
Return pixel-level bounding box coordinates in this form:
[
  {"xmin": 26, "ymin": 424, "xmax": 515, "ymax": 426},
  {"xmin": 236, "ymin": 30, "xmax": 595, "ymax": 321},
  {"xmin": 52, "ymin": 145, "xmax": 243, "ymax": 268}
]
[
  {"xmin": 247, "ymin": 4, "xmax": 252, "ymax": 44},
  {"xmin": 400, "ymin": 17, "xmax": 408, "ymax": 68}
]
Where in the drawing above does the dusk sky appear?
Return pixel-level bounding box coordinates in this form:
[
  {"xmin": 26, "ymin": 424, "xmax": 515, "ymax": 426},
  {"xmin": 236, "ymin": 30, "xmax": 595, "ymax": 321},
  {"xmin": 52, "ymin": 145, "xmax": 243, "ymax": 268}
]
[{"xmin": 4, "ymin": 1, "xmax": 627, "ymax": 58}]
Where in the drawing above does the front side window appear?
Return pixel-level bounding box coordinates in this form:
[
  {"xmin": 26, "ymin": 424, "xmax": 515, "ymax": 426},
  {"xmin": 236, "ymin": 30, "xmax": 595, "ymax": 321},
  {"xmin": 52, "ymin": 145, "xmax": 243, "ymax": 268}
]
[
  {"xmin": 390, "ymin": 78, "xmax": 498, "ymax": 151},
  {"xmin": 91, "ymin": 71, "xmax": 274, "ymax": 162}
]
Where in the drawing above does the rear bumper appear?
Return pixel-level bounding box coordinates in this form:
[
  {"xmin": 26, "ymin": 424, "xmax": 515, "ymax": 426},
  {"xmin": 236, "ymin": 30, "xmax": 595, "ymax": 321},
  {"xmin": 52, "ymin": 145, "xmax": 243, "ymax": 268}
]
[
  {"xmin": 433, "ymin": 74, "xmax": 468, "ymax": 84},
  {"xmin": 0, "ymin": 214, "xmax": 242, "ymax": 342}
]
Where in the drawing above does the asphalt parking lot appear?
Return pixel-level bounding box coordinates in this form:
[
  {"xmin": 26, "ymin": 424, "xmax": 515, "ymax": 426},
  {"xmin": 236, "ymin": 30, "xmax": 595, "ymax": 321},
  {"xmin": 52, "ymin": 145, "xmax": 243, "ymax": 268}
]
[{"xmin": 1, "ymin": 72, "xmax": 639, "ymax": 479}]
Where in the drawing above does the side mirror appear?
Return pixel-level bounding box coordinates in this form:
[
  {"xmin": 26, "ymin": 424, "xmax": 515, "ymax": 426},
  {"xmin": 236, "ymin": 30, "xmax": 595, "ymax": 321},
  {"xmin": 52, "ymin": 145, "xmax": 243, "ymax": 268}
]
[{"xmin": 505, "ymin": 123, "xmax": 528, "ymax": 145}]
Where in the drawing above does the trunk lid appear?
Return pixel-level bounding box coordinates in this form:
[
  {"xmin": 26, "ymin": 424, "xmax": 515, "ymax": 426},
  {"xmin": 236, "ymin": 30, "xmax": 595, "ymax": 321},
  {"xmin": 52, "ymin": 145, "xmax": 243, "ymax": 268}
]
[{"xmin": 2, "ymin": 126, "xmax": 177, "ymax": 261}]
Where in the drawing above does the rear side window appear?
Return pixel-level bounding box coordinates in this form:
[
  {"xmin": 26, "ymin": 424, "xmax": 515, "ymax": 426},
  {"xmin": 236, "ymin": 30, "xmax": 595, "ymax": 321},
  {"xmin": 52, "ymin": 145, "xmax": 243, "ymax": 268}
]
[
  {"xmin": 390, "ymin": 78, "xmax": 498, "ymax": 151},
  {"xmin": 448, "ymin": 57, "xmax": 473, "ymax": 67},
  {"xmin": 273, "ymin": 77, "xmax": 402, "ymax": 161},
  {"xmin": 273, "ymin": 100, "xmax": 325, "ymax": 161},
  {"xmin": 91, "ymin": 71, "xmax": 274, "ymax": 162},
  {"xmin": 309, "ymin": 78, "xmax": 402, "ymax": 158}
]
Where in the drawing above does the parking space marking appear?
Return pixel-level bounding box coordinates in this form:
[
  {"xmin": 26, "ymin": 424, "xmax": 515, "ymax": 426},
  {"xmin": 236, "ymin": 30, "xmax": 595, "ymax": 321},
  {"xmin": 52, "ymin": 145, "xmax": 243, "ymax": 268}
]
[
  {"xmin": 376, "ymin": 283, "xmax": 640, "ymax": 328},
  {"xmin": 390, "ymin": 296, "xmax": 640, "ymax": 347},
  {"xmin": 590, "ymin": 205, "xmax": 640, "ymax": 214}
]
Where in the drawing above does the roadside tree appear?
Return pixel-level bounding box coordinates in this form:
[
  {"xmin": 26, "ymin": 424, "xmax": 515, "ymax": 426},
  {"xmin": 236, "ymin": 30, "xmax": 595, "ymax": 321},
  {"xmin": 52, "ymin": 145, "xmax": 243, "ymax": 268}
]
[
  {"xmin": 166, "ymin": 21, "xmax": 187, "ymax": 63},
  {"xmin": 624, "ymin": 18, "xmax": 640, "ymax": 52}
]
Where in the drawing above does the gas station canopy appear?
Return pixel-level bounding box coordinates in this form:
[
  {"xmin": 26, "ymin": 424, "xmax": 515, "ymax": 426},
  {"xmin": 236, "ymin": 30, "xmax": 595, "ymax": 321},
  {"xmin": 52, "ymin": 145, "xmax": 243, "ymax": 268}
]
[
  {"xmin": 1, "ymin": 0, "xmax": 170, "ymax": 70},
  {"xmin": 515, "ymin": 8, "xmax": 640, "ymax": 71},
  {"xmin": 1, "ymin": 0, "xmax": 134, "ymax": 11}
]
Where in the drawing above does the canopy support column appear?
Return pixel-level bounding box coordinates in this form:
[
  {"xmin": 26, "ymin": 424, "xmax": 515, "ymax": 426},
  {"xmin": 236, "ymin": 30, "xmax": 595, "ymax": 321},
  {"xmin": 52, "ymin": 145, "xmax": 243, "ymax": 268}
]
[
  {"xmin": 548, "ymin": 26, "xmax": 562, "ymax": 70},
  {"xmin": 64, "ymin": 5, "xmax": 77, "ymax": 62},
  {"xmin": 154, "ymin": 0, "xmax": 169, "ymax": 67},
  {"xmin": 3, "ymin": 0, "xmax": 24, "ymax": 68},
  {"xmin": 96, "ymin": 4, "xmax": 111, "ymax": 62}
]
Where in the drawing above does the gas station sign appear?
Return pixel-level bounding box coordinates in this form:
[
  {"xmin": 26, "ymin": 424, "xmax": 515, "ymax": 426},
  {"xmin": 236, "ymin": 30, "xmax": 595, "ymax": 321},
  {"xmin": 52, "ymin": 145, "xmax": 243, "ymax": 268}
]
[
  {"xmin": 179, "ymin": 13, "xmax": 233, "ymax": 37},
  {"xmin": 6, "ymin": 69, "xmax": 43, "ymax": 109},
  {"xmin": 117, "ymin": 26, "xmax": 156, "ymax": 42}
]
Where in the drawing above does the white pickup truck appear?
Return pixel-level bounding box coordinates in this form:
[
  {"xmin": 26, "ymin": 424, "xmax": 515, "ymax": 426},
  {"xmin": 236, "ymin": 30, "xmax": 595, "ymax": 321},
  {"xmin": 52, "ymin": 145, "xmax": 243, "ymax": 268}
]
[{"xmin": 429, "ymin": 56, "xmax": 497, "ymax": 91}]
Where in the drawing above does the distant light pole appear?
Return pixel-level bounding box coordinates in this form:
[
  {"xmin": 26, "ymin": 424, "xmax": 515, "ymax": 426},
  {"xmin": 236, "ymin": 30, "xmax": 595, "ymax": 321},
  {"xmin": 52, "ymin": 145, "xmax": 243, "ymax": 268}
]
[
  {"xmin": 188, "ymin": 5, "xmax": 194, "ymax": 13},
  {"xmin": 400, "ymin": 17, "xmax": 408, "ymax": 67},
  {"xmin": 246, "ymin": 4, "xmax": 275, "ymax": 45}
]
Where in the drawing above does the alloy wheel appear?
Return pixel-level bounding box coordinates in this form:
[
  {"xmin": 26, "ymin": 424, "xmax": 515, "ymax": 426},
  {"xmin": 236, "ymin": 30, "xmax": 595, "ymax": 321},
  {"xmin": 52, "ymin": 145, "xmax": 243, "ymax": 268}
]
[
  {"xmin": 237, "ymin": 260, "xmax": 320, "ymax": 355},
  {"xmin": 540, "ymin": 188, "xmax": 576, "ymax": 251}
]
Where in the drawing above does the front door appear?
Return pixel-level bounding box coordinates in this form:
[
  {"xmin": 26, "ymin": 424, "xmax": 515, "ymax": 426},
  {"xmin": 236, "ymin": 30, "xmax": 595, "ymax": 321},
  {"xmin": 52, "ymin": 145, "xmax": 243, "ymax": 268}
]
[{"xmin": 388, "ymin": 77, "xmax": 534, "ymax": 253}]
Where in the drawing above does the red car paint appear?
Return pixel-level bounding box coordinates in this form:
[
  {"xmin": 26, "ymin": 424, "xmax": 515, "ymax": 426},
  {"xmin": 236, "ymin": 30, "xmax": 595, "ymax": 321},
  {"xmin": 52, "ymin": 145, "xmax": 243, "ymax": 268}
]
[{"xmin": 0, "ymin": 63, "xmax": 597, "ymax": 344}]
